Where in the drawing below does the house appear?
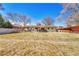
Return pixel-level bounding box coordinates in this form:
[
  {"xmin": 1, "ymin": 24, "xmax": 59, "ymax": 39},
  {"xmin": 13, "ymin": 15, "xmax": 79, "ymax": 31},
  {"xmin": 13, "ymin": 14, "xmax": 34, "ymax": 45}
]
[
  {"xmin": 13, "ymin": 25, "xmax": 57, "ymax": 32},
  {"xmin": 12, "ymin": 23, "xmax": 79, "ymax": 33},
  {"xmin": 58, "ymin": 25, "xmax": 79, "ymax": 33},
  {"xmin": 70, "ymin": 25, "xmax": 79, "ymax": 33},
  {"xmin": 58, "ymin": 27, "xmax": 72, "ymax": 32}
]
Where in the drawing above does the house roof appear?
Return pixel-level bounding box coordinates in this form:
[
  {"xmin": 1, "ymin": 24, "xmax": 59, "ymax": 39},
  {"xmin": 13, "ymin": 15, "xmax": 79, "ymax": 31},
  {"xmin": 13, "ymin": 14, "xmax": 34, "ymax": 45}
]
[{"xmin": 58, "ymin": 25, "xmax": 79, "ymax": 30}]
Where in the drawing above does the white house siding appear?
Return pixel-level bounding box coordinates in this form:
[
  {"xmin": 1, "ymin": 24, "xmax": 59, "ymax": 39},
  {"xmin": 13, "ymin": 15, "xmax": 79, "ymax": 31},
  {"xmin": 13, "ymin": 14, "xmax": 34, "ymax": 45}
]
[{"xmin": 0, "ymin": 28, "xmax": 19, "ymax": 34}]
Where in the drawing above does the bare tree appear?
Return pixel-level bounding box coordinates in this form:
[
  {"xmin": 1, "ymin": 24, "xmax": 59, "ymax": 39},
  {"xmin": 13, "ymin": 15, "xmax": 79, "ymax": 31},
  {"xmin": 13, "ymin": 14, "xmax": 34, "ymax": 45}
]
[
  {"xmin": 56, "ymin": 3, "xmax": 79, "ymax": 26},
  {"xmin": 42, "ymin": 17, "xmax": 54, "ymax": 26},
  {"xmin": 18, "ymin": 15, "xmax": 31, "ymax": 30},
  {"xmin": 7, "ymin": 13, "xmax": 24, "ymax": 25},
  {"xmin": 56, "ymin": 15, "xmax": 64, "ymax": 22},
  {"xmin": 66, "ymin": 15, "xmax": 79, "ymax": 26},
  {"xmin": 7, "ymin": 13, "xmax": 31, "ymax": 31},
  {"xmin": 61, "ymin": 3, "xmax": 79, "ymax": 15},
  {"xmin": 7, "ymin": 13, "xmax": 31, "ymax": 24},
  {"xmin": 66, "ymin": 18, "xmax": 74, "ymax": 26}
]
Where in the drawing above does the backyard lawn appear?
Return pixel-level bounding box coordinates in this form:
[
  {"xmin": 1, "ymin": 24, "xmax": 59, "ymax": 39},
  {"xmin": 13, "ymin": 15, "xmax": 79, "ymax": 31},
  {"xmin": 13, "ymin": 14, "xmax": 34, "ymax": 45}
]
[{"xmin": 0, "ymin": 32, "xmax": 79, "ymax": 56}]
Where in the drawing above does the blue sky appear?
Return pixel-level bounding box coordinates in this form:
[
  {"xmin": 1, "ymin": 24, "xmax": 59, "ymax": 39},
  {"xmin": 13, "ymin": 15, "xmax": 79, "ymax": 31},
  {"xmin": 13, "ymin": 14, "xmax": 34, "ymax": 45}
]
[{"xmin": 2, "ymin": 3, "xmax": 64, "ymax": 26}]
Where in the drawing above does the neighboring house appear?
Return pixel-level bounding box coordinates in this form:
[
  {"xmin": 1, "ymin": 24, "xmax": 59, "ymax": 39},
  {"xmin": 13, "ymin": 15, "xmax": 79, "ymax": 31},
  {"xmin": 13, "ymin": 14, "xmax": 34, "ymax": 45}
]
[
  {"xmin": 0, "ymin": 28, "xmax": 20, "ymax": 34},
  {"xmin": 58, "ymin": 27, "xmax": 72, "ymax": 32},
  {"xmin": 70, "ymin": 25, "xmax": 79, "ymax": 33},
  {"xmin": 58, "ymin": 25, "xmax": 79, "ymax": 33}
]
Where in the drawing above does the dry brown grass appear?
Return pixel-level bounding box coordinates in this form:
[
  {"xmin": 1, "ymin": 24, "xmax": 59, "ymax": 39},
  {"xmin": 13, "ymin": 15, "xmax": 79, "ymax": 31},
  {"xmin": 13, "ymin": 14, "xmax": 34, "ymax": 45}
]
[{"xmin": 0, "ymin": 32, "xmax": 79, "ymax": 56}]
